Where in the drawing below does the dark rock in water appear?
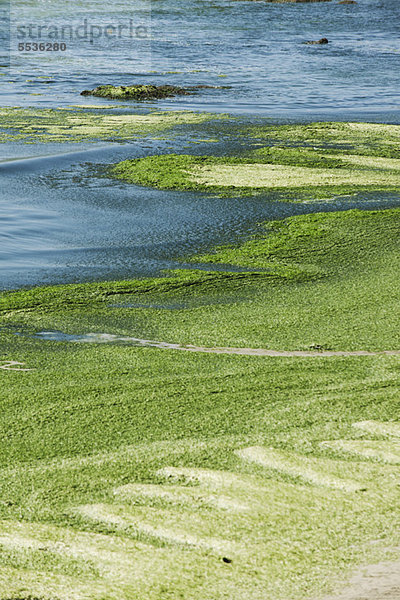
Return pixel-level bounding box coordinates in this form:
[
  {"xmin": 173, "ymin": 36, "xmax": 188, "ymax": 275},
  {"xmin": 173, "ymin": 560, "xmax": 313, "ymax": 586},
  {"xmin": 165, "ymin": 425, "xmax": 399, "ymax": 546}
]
[
  {"xmin": 304, "ymin": 37, "xmax": 329, "ymax": 45},
  {"xmin": 239, "ymin": 0, "xmax": 332, "ymax": 3},
  {"xmin": 80, "ymin": 84, "xmax": 229, "ymax": 100},
  {"xmin": 80, "ymin": 84, "xmax": 191, "ymax": 100},
  {"xmin": 263, "ymin": 0, "xmax": 332, "ymax": 2},
  {"xmin": 338, "ymin": 0, "xmax": 357, "ymax": 3}
]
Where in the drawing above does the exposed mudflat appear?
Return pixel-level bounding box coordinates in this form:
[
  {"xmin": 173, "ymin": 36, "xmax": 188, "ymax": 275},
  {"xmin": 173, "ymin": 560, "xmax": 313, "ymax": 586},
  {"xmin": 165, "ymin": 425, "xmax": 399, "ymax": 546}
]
[{"xmin": 323, "ymin": 557, "xmax": 400, "ymax": 600}]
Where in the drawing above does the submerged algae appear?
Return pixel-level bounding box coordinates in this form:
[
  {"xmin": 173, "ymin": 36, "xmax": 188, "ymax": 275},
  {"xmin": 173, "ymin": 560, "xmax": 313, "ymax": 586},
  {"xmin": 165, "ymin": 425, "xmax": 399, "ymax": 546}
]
[
  {"xmin": 2, "ymin": 207, "xmax": 399, "ymax": 317},
  {"xmin": 190, "ymin": 208, "xmax": 400, "ymax": 272},
  {"xmin": 2, "ymin": 206, "xmax": 400, "ymax": 360},
  {"xmin": 0, "ymin": 107, "xmax": 217, "ymax": 143}
]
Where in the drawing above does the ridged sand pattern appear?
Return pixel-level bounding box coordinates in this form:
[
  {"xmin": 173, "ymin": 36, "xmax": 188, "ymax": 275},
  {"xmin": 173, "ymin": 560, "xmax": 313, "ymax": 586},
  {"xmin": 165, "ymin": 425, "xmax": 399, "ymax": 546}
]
[
  {"xmin": 113, "ymin": 482, "xmax": 250, "ymax": 511},
  {"xmin": 352, "ymin": 420, "xmax": 400, "ymax": 438},
  {"xmin": 321, "ymin": 440, "xmax": 400, "ymax": 464},
  {"xmin": 236, "ymin": 446, "xmax": 364, "ymax": 492},
  {"xmin": 74, "ymin": 502, "xmax": 235, "ymax": 553},
  {"xmin": 1, "ymin": 422, "xmax": 399, "ymax": 599}
]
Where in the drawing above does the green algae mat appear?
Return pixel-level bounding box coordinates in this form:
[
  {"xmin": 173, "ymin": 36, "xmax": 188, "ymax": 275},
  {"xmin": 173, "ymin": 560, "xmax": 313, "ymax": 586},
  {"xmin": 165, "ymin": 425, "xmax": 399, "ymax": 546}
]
[
  {"xmin": 1, "ymin": 112, "xmax": 400, "ymax": 598},
  {"xmin": 1, "ymin": 206, "xmax": 400, "ymax": 599},
  {"xmin": 111, "ymin": 122, "xmax": 400, "ymax": 200}
]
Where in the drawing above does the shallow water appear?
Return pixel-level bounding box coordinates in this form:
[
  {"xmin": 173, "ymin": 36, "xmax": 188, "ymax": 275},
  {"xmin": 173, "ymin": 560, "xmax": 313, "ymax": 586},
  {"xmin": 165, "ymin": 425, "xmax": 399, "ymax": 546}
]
[
  {"xmin": 2, "ymin": 0, "xmax": 400, "ymax": 116},
  {"xmin": 2, "ymin": 136, "xmax": 400, "ymax": 290},
  {"xmin": 1, "ymin": 0, "xmax": 400, "ymax": 290}
]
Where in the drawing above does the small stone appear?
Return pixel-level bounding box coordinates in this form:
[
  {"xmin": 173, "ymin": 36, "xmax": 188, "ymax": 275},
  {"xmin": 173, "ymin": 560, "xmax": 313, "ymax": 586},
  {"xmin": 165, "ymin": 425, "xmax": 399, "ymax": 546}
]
[{"xmin": 304, "ymin": 37, "xmax": 329, "ymax": 45}]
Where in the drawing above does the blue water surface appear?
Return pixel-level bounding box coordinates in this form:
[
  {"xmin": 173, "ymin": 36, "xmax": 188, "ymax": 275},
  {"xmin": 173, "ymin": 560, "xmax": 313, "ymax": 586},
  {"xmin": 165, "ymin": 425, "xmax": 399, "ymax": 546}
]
[{"xmin": 0, "ymin": 0, "xmax": 399, "ymax": 290}]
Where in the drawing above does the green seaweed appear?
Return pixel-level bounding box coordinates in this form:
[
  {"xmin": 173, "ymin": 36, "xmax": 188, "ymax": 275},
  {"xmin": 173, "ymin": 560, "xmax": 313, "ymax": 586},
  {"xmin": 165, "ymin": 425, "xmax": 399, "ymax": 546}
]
[
  {"xmin": 81, "ymin": 84, "xmax": 192, "ymax": 100},
  {"xmin": 0, "ymin": 107, "xmax": 217, "ymax": 144},
  {"xmin": 2, "ymin": 105, "xmax": 400, "ymax": 598},
  {"xmin": 110, "ymin": 122, "xmax": 400, "ymax": 199},
  {"xmin": 3, "ymin": 207, "xmax": 400, "ymax": 351},
  {"xmin": 2, "ymin": 207, "xmax": 400, "ymax": 599},
  {"xmin": 248, "ymin": 121, "xmax": 400, "ymax": 158}
]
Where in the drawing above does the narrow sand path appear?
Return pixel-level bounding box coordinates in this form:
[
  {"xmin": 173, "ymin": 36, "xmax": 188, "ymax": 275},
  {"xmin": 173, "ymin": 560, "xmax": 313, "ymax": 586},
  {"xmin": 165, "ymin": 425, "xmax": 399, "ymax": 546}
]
[
  {"xmin": 35, "ymin": 331, "xmax": 400, "ymax": 357},
  {"xmin": 179, "ymin": 345, "xmax": 400, "ymax": 357},
  {"xmin": 7, "ymin": 332, "xmax": 400, "ymax": 374}
]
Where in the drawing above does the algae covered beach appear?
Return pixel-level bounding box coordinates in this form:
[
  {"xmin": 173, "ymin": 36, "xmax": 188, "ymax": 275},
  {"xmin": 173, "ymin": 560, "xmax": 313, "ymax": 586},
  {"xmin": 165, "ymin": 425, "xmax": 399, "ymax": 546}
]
[{"xmin": 1, "ymin": 0, "xmax": 400, "ymax": 598}]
